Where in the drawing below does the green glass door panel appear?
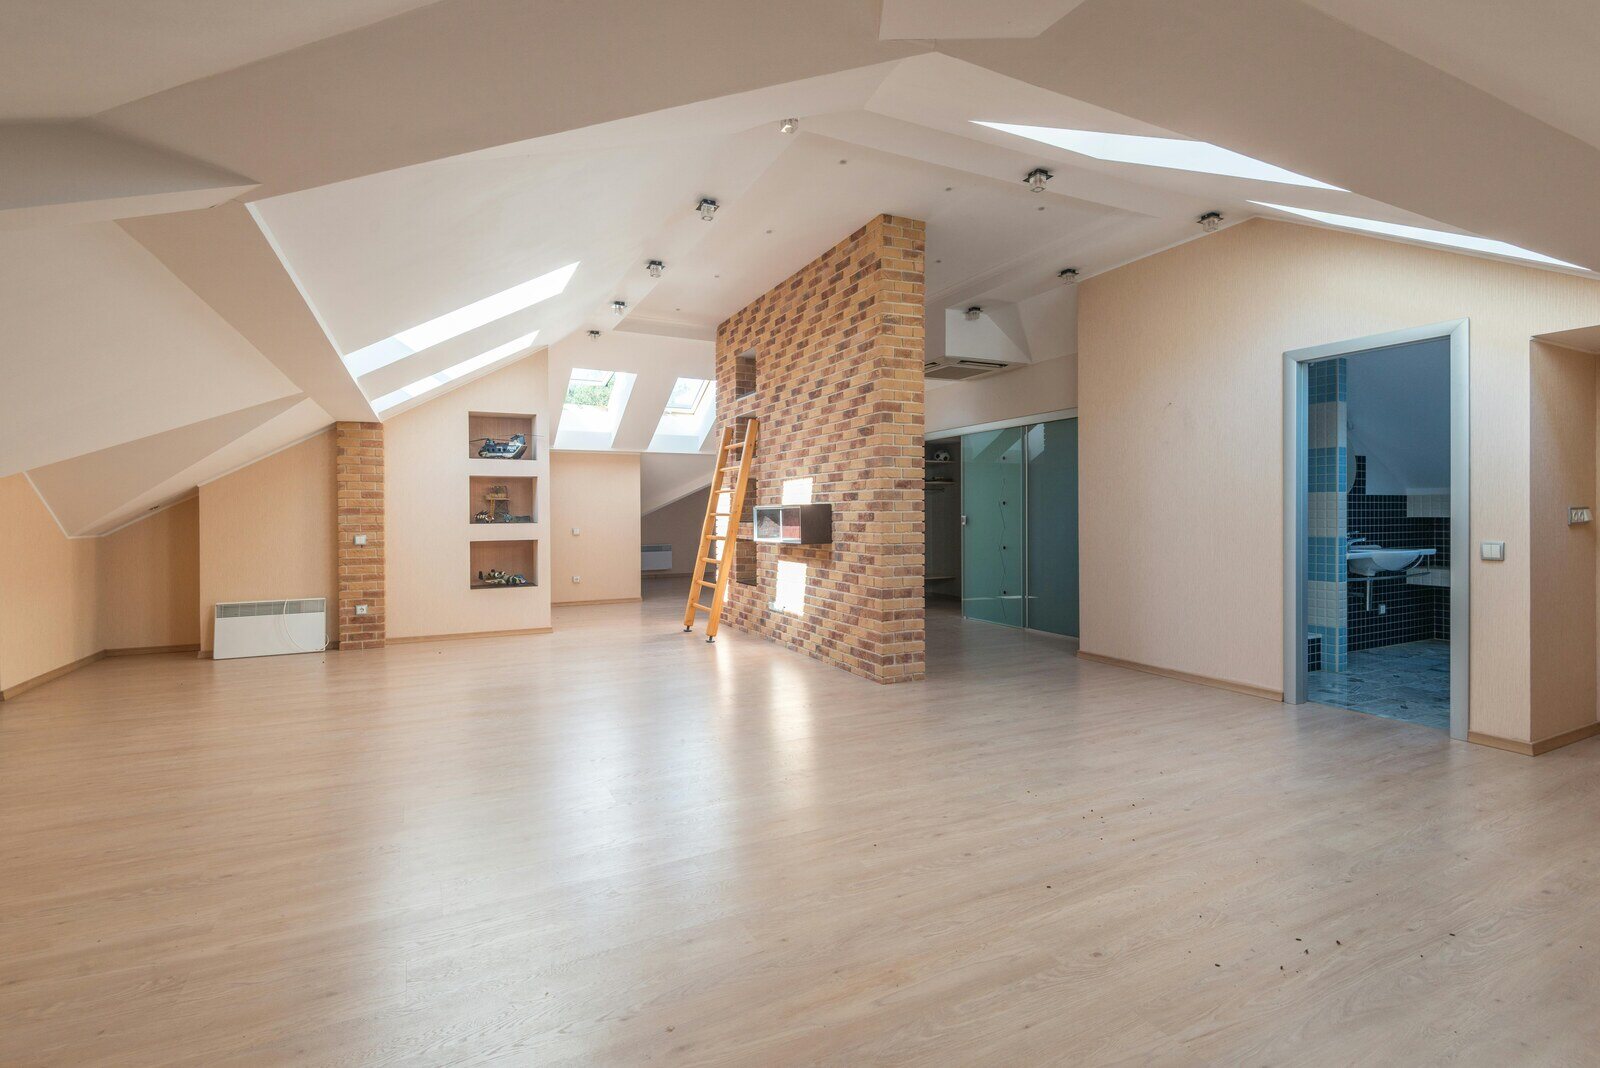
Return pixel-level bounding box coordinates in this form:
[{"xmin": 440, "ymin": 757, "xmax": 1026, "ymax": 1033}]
[
  {"xmin": 1025, "ymin": 418, "xmax": 1079, "ymax": 636},
  {"xmin": 961, "ymin": 427, "xmax": 1024, "ymax": 626}
]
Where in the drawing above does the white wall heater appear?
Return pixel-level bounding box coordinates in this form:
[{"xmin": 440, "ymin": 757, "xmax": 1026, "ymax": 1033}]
[
  {"xmin": 641, "ymin": 544, "xmax": 673, "ymax": 572},
  {"xmin": 213, "ymin": 598, "xmax": 328, "ymax": 660}
]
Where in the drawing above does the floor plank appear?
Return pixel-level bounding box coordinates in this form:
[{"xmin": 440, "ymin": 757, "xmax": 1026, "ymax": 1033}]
[{"xmin": 1, "ymin": 581, "xmax": 1596, "ymax": 1065}]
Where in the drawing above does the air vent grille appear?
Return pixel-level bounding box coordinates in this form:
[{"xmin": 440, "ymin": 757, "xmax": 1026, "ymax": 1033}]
[
  {"xmin": 925, "ymin": 357, "xmax": 1011, "ymax": 381},
  {"xmin": 215, "ymin": 598, "xmax": 327, "ymax": 619}
]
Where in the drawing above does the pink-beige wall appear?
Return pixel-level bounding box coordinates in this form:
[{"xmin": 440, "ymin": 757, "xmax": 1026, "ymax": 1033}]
[
  {"xmin": 550, "ymin": 451, "xmax": 641, "ymax": 604},
  {"xmin": 642, "ymin": 489, "xmax": 708, "ymax": 577},
  {"xmin": 0, "ymin": 474, "xmax": 100, "ymax": 693},
  {"xmin": 384, "ymin": 357, "xmax": 552, "ymax": 640},
  {"xmin": 197, "ymin": 431, "xmax": 337, "ymax": 652},
  {"xmin": 1529, "ymin": 340, "xmax": 1598, "ymax": 741},
  {"xmin": 1078, "ymin": 219, "xmax": 1600, "ymax": 742},
  {"xmin": 99, "ymin": 495, "xmax": 200, "ymax": 652}
]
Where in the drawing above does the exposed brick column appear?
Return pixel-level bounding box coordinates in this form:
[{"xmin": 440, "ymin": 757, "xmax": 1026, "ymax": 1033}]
[
  {"xmin": 335, "ymin": 421, "xmax": 386, "ymax": 649},
  {"xmin": 714, "ymin": 214, "xmax": 926, "ymax": 683}
]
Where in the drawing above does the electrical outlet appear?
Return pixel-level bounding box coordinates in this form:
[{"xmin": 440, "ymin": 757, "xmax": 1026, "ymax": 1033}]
[
  {"xmin": 354, "ymin": 533, "xmax": 367, "ymax": 546},
  {"xmin": 571, "ymin": 526, "xmax": 581, "ymax": 536},
  {"xmin": 571, "ymin": 575, "xmax": 581, "ymax": 584},
  {"xmin": 355, "ymin": 604, "xmax": 368, "ymax": 616},
  {"xmin": 1570, "ymin": 506, "xmax": 1593, "ymax": 525}
]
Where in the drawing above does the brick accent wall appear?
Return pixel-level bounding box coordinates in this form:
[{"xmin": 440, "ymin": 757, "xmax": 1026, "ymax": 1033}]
[
  {"xmin": 335, "ymin": 421, "xmax": 386, "ymax": 649},
  {"xmin": 715, "ymin": 214, "xmax": 926, "ymax": 683}
]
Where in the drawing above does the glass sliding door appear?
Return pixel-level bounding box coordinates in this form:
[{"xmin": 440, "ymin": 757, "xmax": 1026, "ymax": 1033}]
[
  {"xmin": 961, "ymin": 427, "xmax": 1025, "ymax": 626},
  {"xmin": 1025, "ymin": 418, "xmax": 1079, "ymax": 636}
]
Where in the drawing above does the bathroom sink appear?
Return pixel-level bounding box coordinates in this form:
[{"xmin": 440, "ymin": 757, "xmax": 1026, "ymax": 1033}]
[{"xmin": 1347, "ymin": 545, "xmax": 1436, "ymax": 576}]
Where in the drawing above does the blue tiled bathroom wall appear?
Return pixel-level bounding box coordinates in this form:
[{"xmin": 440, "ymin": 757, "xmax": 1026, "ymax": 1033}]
[{"xmin": 1305, "ymin": 358, "xmax": 1348, "ymax": 671}]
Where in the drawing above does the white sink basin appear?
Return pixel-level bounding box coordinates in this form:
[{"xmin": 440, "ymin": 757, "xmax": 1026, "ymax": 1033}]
[{"xmin": 1347, "ymin": 545, "xmax": 1436, "ymax": 576}]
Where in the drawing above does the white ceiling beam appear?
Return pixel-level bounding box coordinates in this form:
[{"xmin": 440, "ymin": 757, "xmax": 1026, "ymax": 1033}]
[
  {"xmin": 0, "ymin": 121, "xmax": 255, "ymax": 229},
  {"xmin": 120, "ymin": 202, "xmax": 375, "ymax": 421},
  {"xmin": 608, "ymin": 373, "xmax": 676, "ymax": 453}
]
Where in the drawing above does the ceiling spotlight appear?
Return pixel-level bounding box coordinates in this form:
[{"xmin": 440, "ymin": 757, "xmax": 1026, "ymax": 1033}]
[
  {"xmin": 611, "ymin": 300, "xmax": 627, "ymax": 316},
  {"xmin": 587, "ymin": 329, "xmax": 601, "ymax": 340},
  {"xmin": 696, "ymin": 197, "xmax": 719, "ymax": 221},
  {"xmin": 646, "ymin": 259, "xmax": 665, "ymax": 278},
  {"xmin": 1025, "ymin": 167, "xmax": 1053, "ymax": 193},
  {"xmin": 964, "ymin": 306, "xmax": 983, "ymax": 321},
  {"xmin": 1198, "ymin": 211, "xmax": 1224, "ymax": 233},
  {"xmin": 1058, "ymin": 267, "xmax": 1080, "ymax": 285},
  {"xmin": 779, "ymin": 118, "xmax": 799, "ymax": 134}
]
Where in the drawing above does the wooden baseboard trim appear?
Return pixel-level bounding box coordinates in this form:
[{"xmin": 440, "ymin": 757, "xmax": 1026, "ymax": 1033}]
[
  {"xmin": 0, "ymin": 650, "xmax": 106, "ymax": 702},
  {"xmin": 386, "ymin": 627, "xmax": 554, "ymax": 645},
  {"xmin": 1076, "ymin": 650, "xmax": 1283, "ymax": 702},
  {"xmin": 1470, "ymin": 721, "xmax": 1600, "ymax": 756},
  {"xmin": 555, "ymin": 596, "xmax": 643, "ymax": 607},
  {"xmin": 104, "ymin": 644, "xmax": 201, "ymax": 657}
]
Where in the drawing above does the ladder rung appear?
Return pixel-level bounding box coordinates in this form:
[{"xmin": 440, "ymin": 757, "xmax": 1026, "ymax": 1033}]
[
  {"xmin": 690, "ymin": 602, "xmax": 710, "ymax": 613},
  {"xmin": 697, "ymin": 579, "xmax": 718, "ymax": 589}
]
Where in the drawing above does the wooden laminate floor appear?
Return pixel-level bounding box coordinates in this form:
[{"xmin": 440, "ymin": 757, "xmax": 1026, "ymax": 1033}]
[{"xmin": 3, "ymin": 581, "xmax": 1599, "ymax": 1066}]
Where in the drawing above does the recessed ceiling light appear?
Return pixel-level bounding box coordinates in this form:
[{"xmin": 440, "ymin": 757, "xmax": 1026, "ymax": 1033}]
[
  {"xmin": 964, "ymin": 306, "xmax": 982, "ymax": 321},
  {"xmin": 1250, "ymin": 201, "xmax": 1587, "ymax": 269},
  {"xmin": 1058, "ymin": 267, "xmax": 1079, "ymax": 284},
  {"xmin": 696, "ymin": 197, "xmax": 719, "ymax": 221},
  {"xmin": 1025, "ymin": 167, "xmax": 1052, "ymax": 193},
  {"xmin": 1198, "ymin": 211, "xmax": 1223, "ymax": 232},
  {"xmin": 646, "ymin": 259, "xmax": 665, "ymax": 278},
  {"xmin": 611, "ymin": 300, "xmax": 627, "ymax": 316},
  {"xmin": 978, "ymin": 122, "xmax": 1344, "ymax": 190},
  {"xmin": 779, "ymin": 118, "xmax": 799, "ymax": 134}
]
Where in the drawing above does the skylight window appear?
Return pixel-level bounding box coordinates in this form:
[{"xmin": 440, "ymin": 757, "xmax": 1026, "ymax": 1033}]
[
  {"xmin": 664, "ymin": 377, "xmax": 711, "ymax": 415},
  {"xmin": 648, "ymin": 377, "xmax": 717, "ymax": 453},
  {"xmin": 564, "ymin": 367, "xmax": 619, "ymax": 409},
  {"xmin": 1250, "ymin": 202, "xmax": 1586, "ymax": 269},
  {"xmin": 371, "ymin": 331, "xmax": 538, "ymax": 414},
  {"xmin": 974, "ymin": 122, "xmax": 1342, "ymax": 190},
  {"xmin": 344, "ymin": 261, "xmax": 577, "ymax": 378},
  {"xmin": 556, "ymin": 367, "xmax": 638, "ymax": 449}
]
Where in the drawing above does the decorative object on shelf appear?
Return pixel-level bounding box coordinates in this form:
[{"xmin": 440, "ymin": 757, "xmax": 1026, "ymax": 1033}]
[
  {"xmin": 475, "ymin": 433, "xmax": 528, "ymax": 459},
  {"xmin": 476, "ymin": 568, "xmax": 528, "ymax": 586},
  {"xmin": 470, "ymin": 483, "xmax": 532, "ymax": 524},
  {"xmin": 929, "ymin": 447, "xmax": 951, "ymax": 462},
  {"xmin": 752, "ymin": 503, "xmax": 833, "ymax": 545}
]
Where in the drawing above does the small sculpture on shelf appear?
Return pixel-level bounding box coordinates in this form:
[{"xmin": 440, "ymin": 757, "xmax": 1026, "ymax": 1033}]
[
  {"xmin": 476, "ymin": 568, "xmax": 528, "ymax": 586},
  {"xmin": 475, "ymin": 433, "xmax": 528, "ymax": 460},
  {"xmin": 473, "ymin": 483, "xmax": 532, "ymax": 523}
]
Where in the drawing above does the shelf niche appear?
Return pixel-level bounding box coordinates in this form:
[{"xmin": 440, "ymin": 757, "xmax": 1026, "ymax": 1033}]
[
  {"xmin": 470, "ymin": 539, "xmax": 537, "ymax": 589},
  {"xmin": 469, "ymin": 475, "xmax": 536, "ymax": 525},
  {"xmin": 752, "ymin": 503, "xmax": 832, "ymax": 545},
  {"xmin": 469, "ymin": 412, "xmax": 535, "ymax": 461}
]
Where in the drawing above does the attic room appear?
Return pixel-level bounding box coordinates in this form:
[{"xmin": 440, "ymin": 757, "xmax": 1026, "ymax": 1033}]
[{"xmin": 6, "ymin": 2, "xmax": 1600, "ymax": 1063}]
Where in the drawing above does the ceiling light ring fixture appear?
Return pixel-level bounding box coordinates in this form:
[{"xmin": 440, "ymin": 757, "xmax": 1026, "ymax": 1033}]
[
  {"xmin": 696, "ymin": 197, "xmax": 719, "ymax": 221},
  {"xmin": 1198, "ymin": 211, "xmax": 1224, "ymax": 233},
  {"xmin": 611, "ymin": 300, "xmax": 627, "ymax": 316},
  {"xmin": 964, "ymin": 306, "xmax": 983, "ymax": 321},
  {"xmin": 1025, "ymin": 167, "xmax": 1053, "ymax": 193},
  {"xmin": 646, "ymin": 259, "xmax": 665, "ymax": 278},
  {"xmin": 779, "ymin": 118, "xmax": 799, "ymax": 134},
  {"xmin": 1058, "ymin": 267, "xmax": 1080, "ymax": 284}
]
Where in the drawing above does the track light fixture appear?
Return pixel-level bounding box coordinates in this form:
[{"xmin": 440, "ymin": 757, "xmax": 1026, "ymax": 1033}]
[
  {"xmin": 1058, "ymin": 267, "xmax": 1080, "ymax": 284},
  {"xmin": 1025, "ymin": 167, "xmax": 1053, "ymax": 192},
  {"xmin": 646, "ymin": 259, "xmax": 665, "ymax": 278},
  {"xmin": 696, "ymin": 197, "xmax": 719, "ymax": 221},
  {"xmin": 587, "ymin": 329, "xmax": 601, "ymax": 340},
  {"xmin": 1198, "ymin": 211, "xmax": 1224, "ymax": 233},
  {"xmin": 611, "ymin": 300, "xmax": 627, "ymax": 316},
  {"xmin": 964, "ymin": 306, "xmax": 983, "ymax": 321},
  {"xmin": 779, "ymin": 118, "xmax": 799, "ymax": 134}
]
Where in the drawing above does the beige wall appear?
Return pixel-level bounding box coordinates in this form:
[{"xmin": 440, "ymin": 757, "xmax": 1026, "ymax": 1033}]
[
  {"xmin": 0, "ymin": 474, "xmax": 99, "ymax": 692},
  {"xmin": 550, "ymin": 451, "xmax": 641, "ymax": 604},
  {"xmin": 641, "ymin": 488, "xmax": 706, "ymax": 576},
  {"xmin": 1529, "ymin": 340, "xmax": 1598, "ymax": 740},
  {"xmin": 1079, "ymin": 219, "xmax": 1600, "ymax": 740},
  {"xmin": 99, "ymin": 495, "xmax": 200, "ymax": 652},
  {"xmin": 385, "ymin": 357, "xmax": 552, "ymax": 639},
  {"xmin": 926, "ymin": 352, "xmax": 1076, "ymax": 435},
  {"xmin": 197, "ymin": 431, "xmax": 337, "ymax": 652}
]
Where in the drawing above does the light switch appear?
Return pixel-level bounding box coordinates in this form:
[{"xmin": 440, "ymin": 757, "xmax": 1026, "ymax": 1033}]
[
  {"xmin": 1481, "ymin": 541, "xmax": 1506, "ymax": 562},
  {"xmin": 1570, "ymin": 507, "xmax": 1593, "ymax": 525},
  {"xmin": 571, "ymin": 575, "xmax": 581, "ymax": 584},
  {"xmin": 354, "ymin": 533, "xmax": 367, "ymax": 546},
  {"xmin": 571, "ymin": 526, "xmax": 581, "ymax": 536},
  {"xmin": 355, "ymin": 604, "xmax": 369, "ymax": 616}
]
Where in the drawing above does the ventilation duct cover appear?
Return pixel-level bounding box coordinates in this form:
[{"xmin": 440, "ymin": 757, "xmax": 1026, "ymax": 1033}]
[{"xmin": 924, "ymin": 356, "xmax": 1014, "ymax": 381}]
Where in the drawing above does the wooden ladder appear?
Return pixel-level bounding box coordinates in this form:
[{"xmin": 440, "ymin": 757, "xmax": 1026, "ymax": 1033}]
[{"xmin": 682, "ymin": 418, "xmax": 758, "ymax": 642}]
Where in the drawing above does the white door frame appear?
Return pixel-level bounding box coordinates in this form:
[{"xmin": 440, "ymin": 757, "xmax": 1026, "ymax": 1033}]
[{"xmin": 1282, "ymin": 320, "xmax": 1470, "ymax": 740}]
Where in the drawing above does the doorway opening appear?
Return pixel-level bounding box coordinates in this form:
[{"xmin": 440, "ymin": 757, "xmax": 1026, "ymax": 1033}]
[{"xmin": 1284, "ymin": 322, "xmax": 1469, "ymax": 738}]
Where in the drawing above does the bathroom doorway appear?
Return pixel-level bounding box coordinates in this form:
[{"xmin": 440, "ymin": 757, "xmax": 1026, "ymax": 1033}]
[{"xmin": 1283, "ymin": 322, "xmax": 1469, "ymax": 738}]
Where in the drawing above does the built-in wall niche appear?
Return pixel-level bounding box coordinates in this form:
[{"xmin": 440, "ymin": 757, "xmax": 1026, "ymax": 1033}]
[
  {"xmin": 469, "ymin": 475, "xmax": 535, "ymax": 525},
  {"xmin": 734, "ymin": 351, "xmax": 757, "ymax": 400},
  {"xmin": 752, "ymin": 504, "xmax": 833, "ymax": 545},
  {"xmin": 470, "ymin": 539, "xmax": 537, "ymax": 589},
  {"xmin": 468, "ymin": 412, "xmax": 535, "ymax": 461},
  {"xmin": 733, "ymin": 537, "xmax": 759, "ymax": 586}
]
